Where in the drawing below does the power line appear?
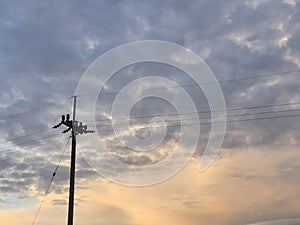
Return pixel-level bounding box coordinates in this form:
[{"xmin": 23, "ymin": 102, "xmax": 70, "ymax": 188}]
[
  {"xmin": 1, "ymin": 101, "xmax": 299, "ymax": 147},
  {"xmin": 0, "ymin": 114, "xmax": 75, "ymax": 146},
  {"xmin": 92, "ymin": 68, "xmax": 300, "ymax": 97},
  {"xmin": 0, "ymin": 136, "xmax": 70, "ymax": 155},
  {"xmin": 1, "ymin": 101, "xmax": 299, "ymax": 146},
  {"xmin": 0, "ymin": 98, "xmax": 69, "ymax": 121},
  {"xmin": 0, "ymin": 128, "xmax": 52, "ymax": 144},
  {"xmin": 3, "ymin": 105, "xmax": 298, "ymax": 152},
  {"xmin": 0, "ymin": 69, "xmax": 299, "ymax": 121},
  {"xmin": 95, "ymin": 112, "xmax": 300, "ymax": 132},
  {"xmin": 31, "ymin": 136, "xmax": 71, "ymax": 225},
  {"xmin": 212, "ymin": 69, "xmax": 300, "ymax": 84},
  {"xmin": 0, "ymin": 106, "xmax": 294, "ymax": 147},
  {"xmin": 13, "ymin": 133, "xmax": 61, "ymax": 147},
  {"xmin": 91, "ymin": 107, "xmax": 300, "ymax": 128},
  {"xmin": 92, "ymin": 101, "xmax": 300, "ymax": 123},
  {"xmin": 0, "ymin": 133, "xmax": 61, "ymax": 151}
]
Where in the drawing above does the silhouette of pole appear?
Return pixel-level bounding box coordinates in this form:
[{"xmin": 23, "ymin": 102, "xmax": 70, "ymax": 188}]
[
  {"xmin": 52, "ymin": 96, "xmax": 94, "ymax": 225},
  {"xmin": 67, "ymin": 96, "xmax": 77, "ymax": 225}
]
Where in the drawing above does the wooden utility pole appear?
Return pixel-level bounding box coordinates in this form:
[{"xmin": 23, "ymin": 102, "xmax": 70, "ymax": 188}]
[
  {"xmin": 67, "ymin": 96, "xmax": 77, "ymax": 225},
  {"xmin": 53, "ymin": 96, "xmax": 94, "ymax": 225}
]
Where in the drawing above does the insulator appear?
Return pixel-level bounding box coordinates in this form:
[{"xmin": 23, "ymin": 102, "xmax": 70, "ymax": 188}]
[
  {"xmin": 62, "ymin": 127, "xmax": 71, "ymax": 133},
  {"xmin": 66, "ymin": 114, "xmax": 70, "ymax": 121},
  {"xmin": 53, "ymin": 122, "xmax": 62, "ymax": 129},
  {"xmin": 86, "ymin": 130, "xmax": 95, "ymax": 133},
  {"xmin": 62, "ymin": 115, "xmax": 65, "ymax": 121}
]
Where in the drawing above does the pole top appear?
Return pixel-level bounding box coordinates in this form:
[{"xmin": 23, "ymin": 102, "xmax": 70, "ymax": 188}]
[{"xmin": 68, "ymin": 95, "xmax": 79, "ymax": 100}]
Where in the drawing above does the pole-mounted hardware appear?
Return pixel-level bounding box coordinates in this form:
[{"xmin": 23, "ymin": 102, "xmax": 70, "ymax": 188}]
[{"xmin": 53, "ymin": 114, "xmax": 94, "ymax": 135}]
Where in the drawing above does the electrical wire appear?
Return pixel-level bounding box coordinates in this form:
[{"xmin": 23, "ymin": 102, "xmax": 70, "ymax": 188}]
[
  {"xmin": 0, "ymin": 114, "xmax": 74, "ymax": 146},
  {"xmin": 0, "ymin": 69, "xmax": 299, "ymax": 121},
  {"xmin": 0, "ymin": 97, "xmax": 69, "ymax": 121},
  {"xmin": 1, "ymin": 101, "xmax": 300, "ymax": 147},
  {"xmin": 90, "ymin": 108, "xmax": 300, "ymax": 128},
  {"xmin": 0, "ymin": 69, "xmax": 298, "ymax": 147},
  {"xmin": 0, "ymin": 128, "xmax": 52, "ymax": 144},
  {"xmin": 0, "ymin": 134, "xmax": 61, "ymax": 151},
  {"xmin": 91, "ymin": 69, "xmax": 300, "ymax": 97},
  {"xmin": 92, "ymin": 101, "xmax": 300, "ymax": 123},
  {"xmin": 0, "ymin": 101, "xmax": 298, "ymax": 147},
  {"xmin": 0, "ymin": 136, "xmax": 70, "ymax": 155},
  {"xmin": 31, "ymin": 136, "xmax": 71, "ymax": 225},
  {"xmin": 0, "ymin": 107, "xmax": 296, "ymax": 152},
  {"xmin": 95, "ymin": 112, "xmax": 300, "ymax": 132}
]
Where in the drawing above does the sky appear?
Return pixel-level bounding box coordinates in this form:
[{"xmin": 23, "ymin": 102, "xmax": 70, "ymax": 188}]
[{"xmin": 1, "ymin": 0, "xmax": 300, "ymax": 224}]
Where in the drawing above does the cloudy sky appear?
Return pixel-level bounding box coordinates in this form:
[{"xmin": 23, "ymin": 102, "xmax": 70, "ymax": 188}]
[{"xmin": 1, "ymin": 0, "xmax": 300, "ymax": 224}]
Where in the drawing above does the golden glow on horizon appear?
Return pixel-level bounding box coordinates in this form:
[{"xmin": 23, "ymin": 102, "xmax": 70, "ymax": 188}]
[{"xmin": 1, "ymin": 147, "xmax": 300, "ymax": 225}]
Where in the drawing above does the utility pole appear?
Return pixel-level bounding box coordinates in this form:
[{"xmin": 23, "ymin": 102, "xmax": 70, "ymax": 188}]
[
  {"xmin": 53, "ymin": 96, "xmax": 94, "ymax": 225},
  {"xmin": 67, "ymin": 96, "xmax": 76, "ymax": 225}
]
